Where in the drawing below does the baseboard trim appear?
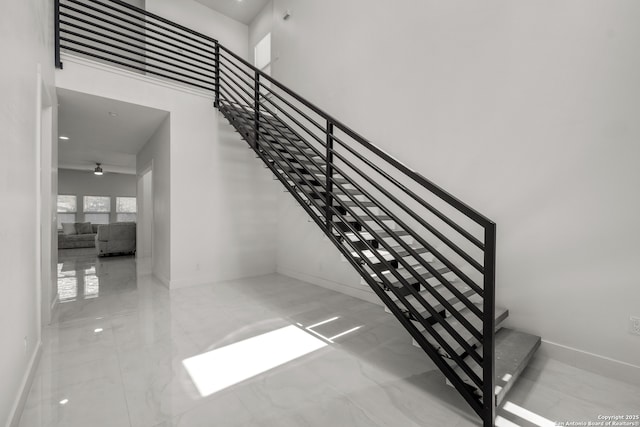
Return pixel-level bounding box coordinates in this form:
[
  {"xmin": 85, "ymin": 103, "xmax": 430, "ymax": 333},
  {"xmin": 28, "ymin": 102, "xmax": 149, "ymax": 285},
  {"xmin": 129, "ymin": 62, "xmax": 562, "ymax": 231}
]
[
  {"xmin": 168, "ymin": 270, "xmax": 277, "ymax": 290},
  {"xmin": 49, "ymin": 293, "xmax": 58, "ymax": 323},
  {"xmin": 532, "ymin": 339, "xmax": 640, "ymax": 387},
  {"xmin": 153, "ymin": 272, "xmax": 170, "ymax": 289},
  {"xmin": 277, "ymin": 267, "xmax": 382, "ymax": 306},
  {"xmin": 6, "ymin": 341, "xmax": 42, "ymax": 427}
]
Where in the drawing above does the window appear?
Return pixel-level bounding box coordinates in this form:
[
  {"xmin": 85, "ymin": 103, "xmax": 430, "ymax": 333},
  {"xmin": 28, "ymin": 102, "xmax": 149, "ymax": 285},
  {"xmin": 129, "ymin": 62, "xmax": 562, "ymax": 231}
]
[
  {"xmin": 57, "ymin": 195, "xmax": 77, "ymax": 229},
  {"xmin": 116, "ymin": 196, "xmax": 137, "ymax": 222},
  {"xmin": 84, "ymin": 196, "xmax": 111, "ymax": 224}
]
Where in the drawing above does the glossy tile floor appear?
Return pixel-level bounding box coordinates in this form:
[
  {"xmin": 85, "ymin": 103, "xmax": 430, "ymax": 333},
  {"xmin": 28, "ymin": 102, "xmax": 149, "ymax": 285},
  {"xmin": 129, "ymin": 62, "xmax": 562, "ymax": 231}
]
[{"xmin": 18, "ymin": 249, "xmax": 640, "ymax": 426}]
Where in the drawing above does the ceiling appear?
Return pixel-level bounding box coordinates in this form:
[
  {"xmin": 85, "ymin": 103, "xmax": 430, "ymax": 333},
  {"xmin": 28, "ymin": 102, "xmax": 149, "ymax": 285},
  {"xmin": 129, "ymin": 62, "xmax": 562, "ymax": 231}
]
[
  {"xmin": 194, "ymin": 0, "xmax": 270, "ymax": 25},
  {"xmin": 57, "ymin": 88, "xmax": 168, "ymax": 175}
]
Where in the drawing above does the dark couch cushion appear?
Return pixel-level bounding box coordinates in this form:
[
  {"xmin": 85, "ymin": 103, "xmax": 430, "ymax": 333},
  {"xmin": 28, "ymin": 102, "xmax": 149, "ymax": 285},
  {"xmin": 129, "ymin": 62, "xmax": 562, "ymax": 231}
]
[
  {"xmin": 75, "ymin": 222, "xmax": 93, "ymax": 234},
  {"xmin": 61, "ymin": 223, "xmax": 77, "ymax": 235}
]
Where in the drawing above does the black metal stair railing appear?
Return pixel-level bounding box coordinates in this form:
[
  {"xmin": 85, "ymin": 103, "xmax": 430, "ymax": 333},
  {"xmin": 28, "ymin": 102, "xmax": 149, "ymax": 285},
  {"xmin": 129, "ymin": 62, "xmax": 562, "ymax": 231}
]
[{"xmin": 54, "ymin": 2, "xmax": 497, "ymax": 425}]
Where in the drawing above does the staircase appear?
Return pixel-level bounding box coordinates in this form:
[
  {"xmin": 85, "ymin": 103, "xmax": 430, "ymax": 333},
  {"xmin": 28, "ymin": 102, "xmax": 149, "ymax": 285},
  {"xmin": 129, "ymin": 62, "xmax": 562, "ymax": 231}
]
[
  {"xmin": 217, "ymin": 101, "xmax": 541, "ymax": 418},
  {"xmin": 54, "ymin": 1, "xmax": 541, "ymax": 425}
]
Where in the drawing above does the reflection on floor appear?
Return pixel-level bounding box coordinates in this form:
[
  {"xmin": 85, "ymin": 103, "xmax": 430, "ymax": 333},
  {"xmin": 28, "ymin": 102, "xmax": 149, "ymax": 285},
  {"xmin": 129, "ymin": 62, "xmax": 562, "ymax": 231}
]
[{"xmin": 18, "ymin": 249, "xmax": 640, "ymax": 426}]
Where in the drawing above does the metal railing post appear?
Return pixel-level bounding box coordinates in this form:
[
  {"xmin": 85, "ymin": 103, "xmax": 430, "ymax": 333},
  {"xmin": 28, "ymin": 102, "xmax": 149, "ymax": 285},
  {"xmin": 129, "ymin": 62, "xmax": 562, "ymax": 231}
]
[
  {"xmin": 325, "ymin": 120, "xmax": 334, "ymax": 231},
  {"xmin": 482, "ymin": 222, "xmax": 497, "ymax": 427},
  {"xmin": 254, "ymin": 71, "xmax": 260, "ymax": 149},
  {"xmin": 54, "ymin": 0, "xmax": 63, "ymax": 69},
  {"xmin": 214, "ymin": 42, "xmax": 220, "ymax": 107}
]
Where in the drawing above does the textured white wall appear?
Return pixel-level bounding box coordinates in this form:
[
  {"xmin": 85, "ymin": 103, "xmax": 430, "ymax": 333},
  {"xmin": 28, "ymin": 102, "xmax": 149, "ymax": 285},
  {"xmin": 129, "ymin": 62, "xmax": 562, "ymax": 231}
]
[
  {"xmin": 248, "ymin": 0, "xmax": 274, "ymax": 66},
  {"xmin": 0, "ymin": 0, "xmax": 56, "ymax": 424},
  {"xmin": 137, "ymin": 116, "xmax": 171, "ymax": 283},
  {"xmin": 270, "ymin": 0, "xmax": 640, "ymax": 372}
]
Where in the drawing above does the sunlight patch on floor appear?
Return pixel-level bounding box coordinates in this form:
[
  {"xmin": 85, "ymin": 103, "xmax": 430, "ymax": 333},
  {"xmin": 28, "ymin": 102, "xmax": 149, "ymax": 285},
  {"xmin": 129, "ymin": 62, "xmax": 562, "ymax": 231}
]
[{"xmin": 183, "ymin": 325, "xmax": 327, "ymax": 397}]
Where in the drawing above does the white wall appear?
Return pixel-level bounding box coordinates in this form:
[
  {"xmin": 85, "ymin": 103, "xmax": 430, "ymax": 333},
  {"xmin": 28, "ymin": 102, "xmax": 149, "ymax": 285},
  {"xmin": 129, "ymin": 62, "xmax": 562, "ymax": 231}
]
[
  {"xmin": 57, "ymin": 53, "xmax": 278, "ymax": 289},
  {"xmin": 137, "ymin": 116, "xmax": 171, "ymax": 284},
  {"xmin": 138, "ymin": 168, "xmax": 154, "ymax": 261},
  {"xmin": 0, "ymin": 0, "xmax": 56, "ymax": 424},
  {"xmin": 146, "ymin": 0, "xmax": 248, "ymax": 60},
  {"xmin": 58, "ymin": 169, "xmax": 137, "ymax": 224},
  {"xmin": 270, "ymin": 0, "xmax": 640, "ymax": 374},
  {"xmin": 248, "ymin": 1, "xmax": 274, "ymax": 66}
]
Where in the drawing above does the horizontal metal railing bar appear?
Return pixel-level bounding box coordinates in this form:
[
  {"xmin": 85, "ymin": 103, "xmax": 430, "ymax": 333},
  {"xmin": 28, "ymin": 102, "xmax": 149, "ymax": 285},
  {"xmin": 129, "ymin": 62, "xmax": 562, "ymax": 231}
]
[
  {"xmin": 59, "ymin": 18, "xmax": 215, "ymax": 72},
  {"xmin": 326, "ymin": 162, "xmax": 485, "ymax": 311},
  {"xmin": 218, "ymin": 97, "xmax": 485, "ymax": 413},
  {"xmin": 218, "ymin": 69, "xmax": 258, "ymax": 100},
  {"xmin": 300, "ymin": 145, "xmax": 485, "ymax": 296},
  {"xmin": 65, "ymin": 0, "xmax": 215, "ymax": 57},
  {"xmin": 261, "ymin": 114, "xmax": 485, "ymax": 319},
  {"xmin": 254, "ymin": 109, "xmax": 485, "ymax": 300},
  {"xmin": 239, "ymin": 99, "xmax": 484, "ymax": 301},
  {"xmin": 250, "ymin": 107, "xmax": 484, "ymax": 328},
  {"xmin": 78, "ymin": 0, "xmax": 214, "ymax": 50},
  {"xmin": 327, "ymin": 178, "xmax": 485, "ymax": 334},
  {"xmin": 218, "ymin": 44, "xmax": 493, "ymax": 228},
  {"xmin": 59, "ymin": 33, "xmax": 214, "ymax": 83},
  {"xmin": 332, "ymin": 134, "xmax": 484, "ymax": 251},
  {"xmin": 60, "ymin": 37, "xmax": 215, "ymax": 87},
  {"xmin": 218, "ymin": 77, "xmax": 332, "ymax": 183},
  {"xmin": 325, "ymin": 138, "xmax": 485, "ymax": 273},
  {"xmin": 220, "ymin": 54, "xmax": 327, "ymax": 136},
  {"xmin": 221, "ymin": 58, "xmax": 486, "ymax": 266},
  {"xmin": 102, "ymin": 0, "xmax": 217, "ymax": 44},
  {"xmin": 60, "ymin": 45, "xmax": 215, "ymax": 92},
  {"xmin": 59, "ymin": 7, "xmax": 215, "ymax": 66},
  {"xmin": 279, "ymin": 159, "xmax": 485, "ymax": 383},
  {"xmin": 60, "ymin": 24, "xmax": 215, "ymax": 75},
  {"xmin": 218, "ymin": 58, "xmax": 329, "ymax": 153}
]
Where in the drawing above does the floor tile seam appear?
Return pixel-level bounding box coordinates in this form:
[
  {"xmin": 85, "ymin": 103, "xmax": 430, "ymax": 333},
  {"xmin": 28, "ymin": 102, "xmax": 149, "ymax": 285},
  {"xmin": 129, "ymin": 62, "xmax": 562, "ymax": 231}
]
[{"xmin": 113, "ymin": 319, "xmax": 135, "ymax": 427}]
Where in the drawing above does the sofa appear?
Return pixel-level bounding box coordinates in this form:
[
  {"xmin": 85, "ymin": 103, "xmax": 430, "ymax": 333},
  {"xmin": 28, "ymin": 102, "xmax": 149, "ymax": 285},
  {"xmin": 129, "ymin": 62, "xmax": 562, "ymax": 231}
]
[
  {"xmin": 96, "ymin": 222, "xmax": 136, "ymax": 256},
  {"xmin": 58, "ymin": 222, "xmax": 100, "ymax": 249}
]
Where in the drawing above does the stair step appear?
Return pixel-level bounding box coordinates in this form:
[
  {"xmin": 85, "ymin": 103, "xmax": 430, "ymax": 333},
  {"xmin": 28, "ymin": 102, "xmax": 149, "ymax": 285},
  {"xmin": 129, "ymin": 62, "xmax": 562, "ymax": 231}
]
[
  {"xmin": 340, "ymin": 229, "xmax": 410, "ymax": 243},
  {"xmin": 318, "ymin": 199, "xmax": 377, "ymax": 209},
  {"xmin": 261, "ymin": 148, "xmax": 322, "ymax": 162},
  {"xmin": 270, "ymin": 142, "xmax": 315, "ymax": 155},
  {"xmin": 339, "ymin": 214, "xmax": 392, "ymax": 223},
  {"xmin": 349, "ymin": 244, "xmax": 430, "ymax": 264},
  {"xmin": 370, "ymin": 264, "xmax": 450, "ymax": 287},
  {"xmin": 385, "ymin": 280, "xmax": 477, "ymax": 317},
  {"xmin": 447, "ymin": 328, "xmax": 541, "ymax": 407},
  {"xmin": 413, "ymin": 305, "xmax": 509, "ymax": 359}
]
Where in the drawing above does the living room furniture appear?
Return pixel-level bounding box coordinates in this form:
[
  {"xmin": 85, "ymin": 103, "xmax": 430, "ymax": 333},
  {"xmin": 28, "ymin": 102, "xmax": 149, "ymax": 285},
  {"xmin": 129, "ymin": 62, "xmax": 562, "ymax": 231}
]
[
  {"xmin": 58, "ymin": 223, "xmax": 100, "ymax": 249},
  {"xmin": 96, "ymin": 222, "xmax": 136, "ymax": 256}
]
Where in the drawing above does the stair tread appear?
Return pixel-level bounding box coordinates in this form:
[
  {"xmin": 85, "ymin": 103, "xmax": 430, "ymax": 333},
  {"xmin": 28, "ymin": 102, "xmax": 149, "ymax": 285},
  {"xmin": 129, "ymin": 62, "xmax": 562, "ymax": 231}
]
[
  {"xmin": 340, "ymin": 229, "xmax": 410, "ymax": 242},
  {"xmin": 340, "ymin": 214, "xmax": 393, "ymax": 222},
  {"xmin": 450, "ymin": 328, "xmax": 541, "ymax": 406},
  {"xmin": 419, "ymin": 305, "xmax": 509, "ymax": 359},
  {"xmin": 317, "ymin": 199, "xmax": 377, "ymax": 208},
  {"xmin": 373, "ymin": 264, "xmax": 451, "ymax": 286},
  {"xmin": 398, "ymin": 280, "xmax": 477, "ymax": 315},
  {"xmin": 262, "ymin": 147, "xmax": 320, "ymax": 160},
  {"xmin": 350, "ymin": 244, "xmax": 430, "ymax": 263}
]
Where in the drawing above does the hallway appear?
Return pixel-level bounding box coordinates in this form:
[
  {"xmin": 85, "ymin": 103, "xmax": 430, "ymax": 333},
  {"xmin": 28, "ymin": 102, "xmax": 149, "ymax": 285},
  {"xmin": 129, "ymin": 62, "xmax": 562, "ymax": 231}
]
[{"xmin": 17, "ymin": 250, "xmax": 640, "ymax": 426}]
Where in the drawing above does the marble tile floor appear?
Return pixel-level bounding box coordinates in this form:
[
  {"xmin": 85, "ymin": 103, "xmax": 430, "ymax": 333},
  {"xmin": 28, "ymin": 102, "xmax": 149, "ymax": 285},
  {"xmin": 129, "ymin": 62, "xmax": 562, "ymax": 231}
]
[{"xmin": 18, "ymin": 249, "xmax": 640, "ymax": 426}]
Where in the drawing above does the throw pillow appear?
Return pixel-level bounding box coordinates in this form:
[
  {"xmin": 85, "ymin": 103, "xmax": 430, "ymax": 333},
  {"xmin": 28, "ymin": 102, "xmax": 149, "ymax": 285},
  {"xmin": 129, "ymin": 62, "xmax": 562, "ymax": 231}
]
[
  {"xmin": 61, "ymin": 223, "xmax": 77, "ymax": 235},
  {"xmin": 75, "ymin": 222, "xmax": 93, "ymax": 234}
]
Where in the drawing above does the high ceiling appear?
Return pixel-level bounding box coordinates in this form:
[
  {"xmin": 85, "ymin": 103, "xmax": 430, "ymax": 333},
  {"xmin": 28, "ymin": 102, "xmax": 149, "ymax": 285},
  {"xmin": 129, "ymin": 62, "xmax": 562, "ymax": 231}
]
[
  {"xmin": 57, "ymin": 88, "xmax": 168, "ymax": 175},
  {"xmin": 194, "ymin": 0, "xmax": 270, "ymax": 25}
]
